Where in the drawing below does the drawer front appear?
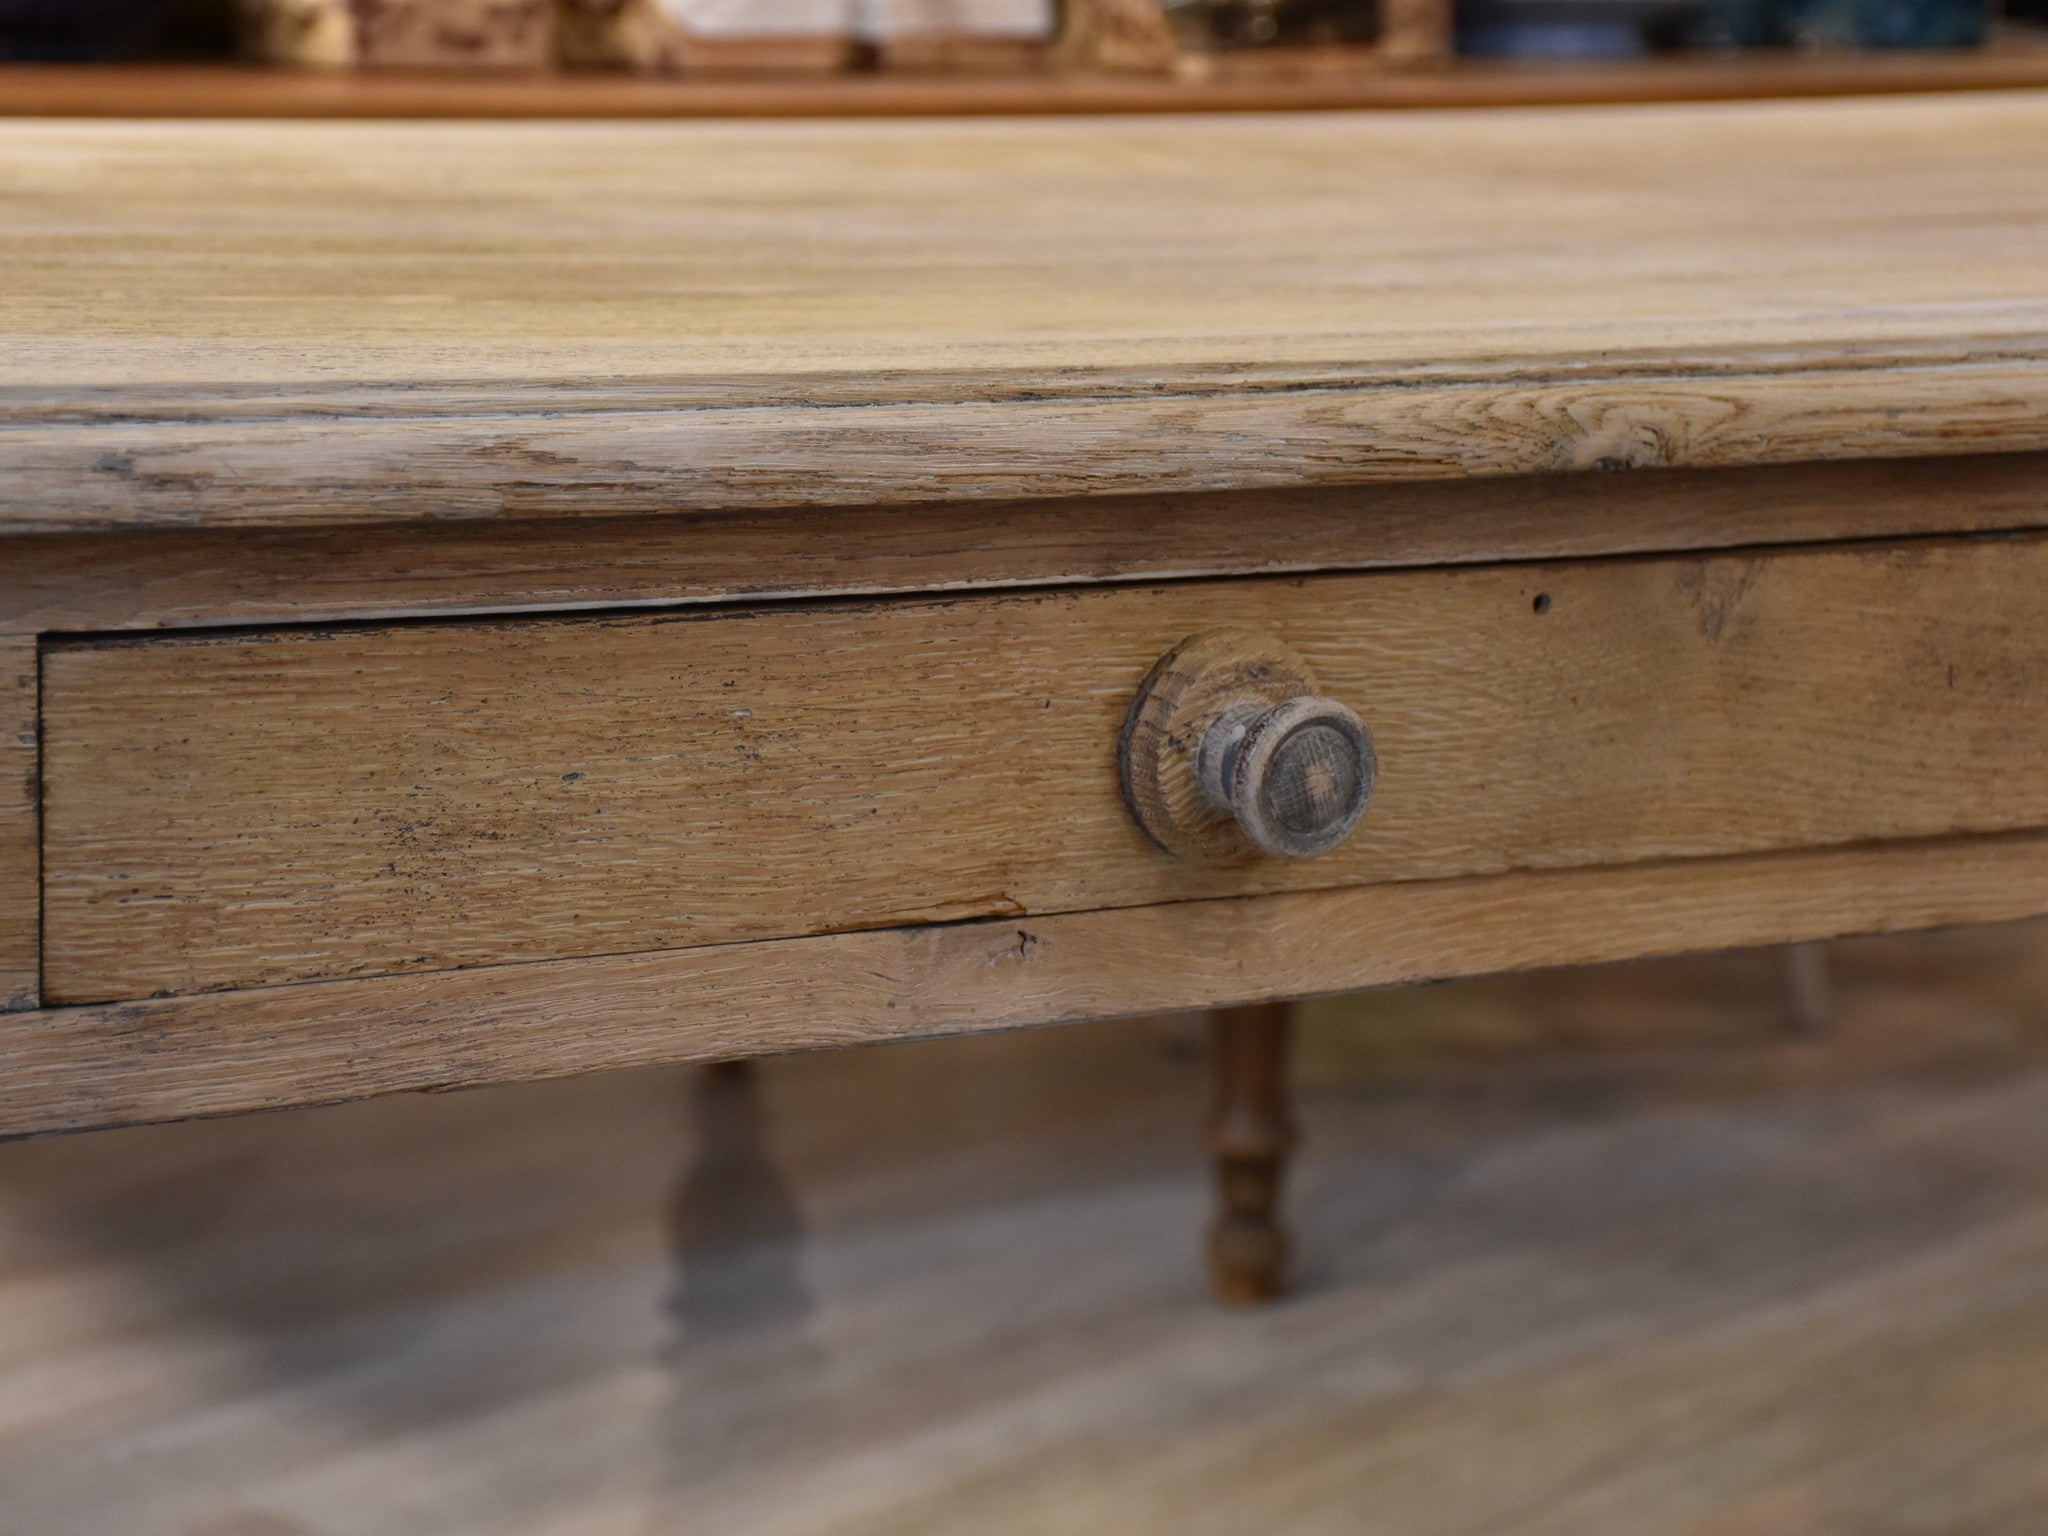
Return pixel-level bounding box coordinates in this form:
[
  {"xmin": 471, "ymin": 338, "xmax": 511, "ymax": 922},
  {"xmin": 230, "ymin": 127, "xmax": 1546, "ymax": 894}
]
[{"xmin": 40, "ymin": 536, "xmax": 2048, "ymax": 1004}]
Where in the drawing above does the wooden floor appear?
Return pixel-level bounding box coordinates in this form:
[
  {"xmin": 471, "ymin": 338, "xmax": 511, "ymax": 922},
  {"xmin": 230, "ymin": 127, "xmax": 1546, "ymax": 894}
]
[{"xmin": 4, "ymin": 922, "xmax": 2048, "ymax": 1534}]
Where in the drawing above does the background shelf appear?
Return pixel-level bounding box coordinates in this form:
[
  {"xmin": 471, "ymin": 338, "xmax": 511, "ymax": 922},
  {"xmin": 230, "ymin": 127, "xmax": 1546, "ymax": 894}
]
[{"xmin": 6, "ymin": 36, "xmax": 2048, "ymax": 117}]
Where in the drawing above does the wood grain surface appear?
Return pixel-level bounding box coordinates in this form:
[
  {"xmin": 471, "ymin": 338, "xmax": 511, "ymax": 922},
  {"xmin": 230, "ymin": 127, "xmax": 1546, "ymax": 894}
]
[
  {"xmin": 8, "ymin": 454, "xmax": 2048, "ymax": 638},
  {"xmin": 0, "ymin": 639, "xmax": 34, "ymax": 1013},
  {"xmin": 5, "ymin": 95, "xmax": 2048, "ymax": 532},
  {"xmin": 9, "ymin": 830, "xmax": 2048, "ymax": 1134},
  {"xmin": 40, "ymin": 536, "xmax": 2048, "ymax": 1002}
]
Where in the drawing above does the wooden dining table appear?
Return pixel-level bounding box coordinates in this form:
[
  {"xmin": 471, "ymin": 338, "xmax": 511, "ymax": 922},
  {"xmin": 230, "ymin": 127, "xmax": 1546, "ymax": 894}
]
[{"xmin": 4, "ymin": 89, "xmax": 2047, "ymax": 1299}]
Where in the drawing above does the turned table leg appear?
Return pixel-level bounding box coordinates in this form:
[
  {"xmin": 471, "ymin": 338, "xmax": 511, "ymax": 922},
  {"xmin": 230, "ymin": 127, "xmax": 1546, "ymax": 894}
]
[{"xmin": 1207, "ymin": 1001, "xmax": 1297, "ymax": 1305}]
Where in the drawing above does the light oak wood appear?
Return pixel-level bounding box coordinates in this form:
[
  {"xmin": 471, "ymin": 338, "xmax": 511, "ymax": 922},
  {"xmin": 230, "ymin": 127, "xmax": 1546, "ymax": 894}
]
[
  {"xmin": 7, "ymin": 831, "xmax": 2048, "ymax": 1135},
  {"xmin": 11, "ymin": 352, "xmax": 2047, "ymax": 536},
  {"xmin": 0, "ymin": 639, "xmax": 34, "ymax": 1013},
  {"xmin": 41, "ymin": 535, "xmax": 2048, "ymax": 1002},
  {"xmin": 6, "ymin": 93, "xmax": 2047, "ymax": 1158},
  {"xmin": 6, "ymin": 454, "xmax": 2046, "ymax": 638},
  {"xmin": 6, "ymin": 98, "xmax": 2048, "ymax": 532}
]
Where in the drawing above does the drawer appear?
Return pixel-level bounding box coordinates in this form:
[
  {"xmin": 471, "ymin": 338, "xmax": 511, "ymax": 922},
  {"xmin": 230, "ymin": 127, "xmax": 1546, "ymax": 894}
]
[{"xmin": 40, "ymin": 535, "xmax": 2048, "ymax": 1005}]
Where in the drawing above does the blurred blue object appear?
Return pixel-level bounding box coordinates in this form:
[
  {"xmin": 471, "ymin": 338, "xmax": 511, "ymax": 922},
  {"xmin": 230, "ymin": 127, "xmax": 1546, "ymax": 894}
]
[
  {"xmin": 1852, "ymin": 0, "xmax": 1988, "ymax": 45},
  {"xmin": 1456, "ymin": 0, "xmax": 1716, "ymax": 55},
  {"xmin": 1458, "ymin": 0, "xmax": 1988, "ymax": 52},
  {"xmin": 1459, "ymin": 17, "xmax": 1650, "ymax": 52},
  {"xmin": 1718, "ymin": 0, "xmax": 1986, "ymax": 45}
]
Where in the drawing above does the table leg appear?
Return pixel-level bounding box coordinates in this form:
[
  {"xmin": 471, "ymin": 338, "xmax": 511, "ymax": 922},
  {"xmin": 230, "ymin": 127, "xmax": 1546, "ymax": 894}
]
[
  {"xmin": 1207, "ymin": 1001, "xmax": 1297, "ymax": 1305},
  {"xmin": 670, "ymin": 1059, "xmax": 811, "ymax": 1337},
  {"xmin": 1781, "ymin": 942, "xmax": 1836, "ymax": 1039}
]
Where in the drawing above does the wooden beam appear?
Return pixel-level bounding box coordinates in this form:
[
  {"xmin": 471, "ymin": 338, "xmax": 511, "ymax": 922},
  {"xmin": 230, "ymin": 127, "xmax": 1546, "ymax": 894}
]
[
  {"xmin": 6, "ymin": 830, "xmax": 2047, "ymax": 1136},
  {"xmin": 7, "ymin": 454, "xmax": 2047, "ymax": 637},
  {"xmin": 11, "ymin": 355, "xmax": 2048, "ymax": 536}
]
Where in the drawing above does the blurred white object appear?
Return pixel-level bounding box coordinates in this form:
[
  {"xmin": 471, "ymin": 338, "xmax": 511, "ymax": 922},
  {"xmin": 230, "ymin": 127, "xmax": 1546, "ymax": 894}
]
[
  {"xmin": 659, "ymin": 0, "xmax": 854, "ymax": 36},
  {"xmin": 858, "ymin": 0, "xmax": 1055, "ymax": 40},
  {"xmin": 861, "ymin": 0, "xmax": 1052, "ymax": 66}
]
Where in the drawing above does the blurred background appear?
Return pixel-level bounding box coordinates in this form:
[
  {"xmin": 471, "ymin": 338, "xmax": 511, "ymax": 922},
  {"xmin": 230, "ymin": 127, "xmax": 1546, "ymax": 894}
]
[
  {"xmin": 1, "ymin": 0, "xmax": 2045, "ymax": 80},
  {"xmin": 5, "ymin": 921, "xmax": 2048, "ymax": 1534}
]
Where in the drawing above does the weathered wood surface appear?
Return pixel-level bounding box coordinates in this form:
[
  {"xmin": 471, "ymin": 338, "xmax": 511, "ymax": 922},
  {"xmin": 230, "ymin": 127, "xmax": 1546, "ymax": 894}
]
[
  {"xmin": 0, "ymin": 639, "xmax": 34, "ymax": 1013},
  {"xmin": 5, "ymin": 96, "xmax": 2048, "ymax": 532},
  {"xmin": 41, "ymin": 535, "xmax": 2048, "ymax": 1001},
  {"xmin": 9, "ymin": 830, "xmax": 2048, "ymax": 1135},
  {"xmin": 8, "ymin": 454, "xmax": 2047, "ymax": 638}
]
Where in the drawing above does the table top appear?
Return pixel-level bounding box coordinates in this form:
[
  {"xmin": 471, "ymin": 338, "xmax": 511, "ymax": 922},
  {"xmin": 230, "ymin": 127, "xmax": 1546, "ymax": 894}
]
[{"xmin": 5, "ymin": 91, "xmax": 2048, "ymax": 535}]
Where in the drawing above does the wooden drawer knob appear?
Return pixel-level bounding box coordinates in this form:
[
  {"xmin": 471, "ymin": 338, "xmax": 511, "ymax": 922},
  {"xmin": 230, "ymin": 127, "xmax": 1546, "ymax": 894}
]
[{"xmin": 1120, "ymin": 627, "xmax": 1377, "ymax": 861}]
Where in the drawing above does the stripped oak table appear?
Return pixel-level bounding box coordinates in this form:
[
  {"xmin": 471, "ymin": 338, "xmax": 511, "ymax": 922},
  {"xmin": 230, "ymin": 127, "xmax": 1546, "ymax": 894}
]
[{"xmin": 5, "ymin": 92, "xmax": 2048, "ymax": 1300}]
